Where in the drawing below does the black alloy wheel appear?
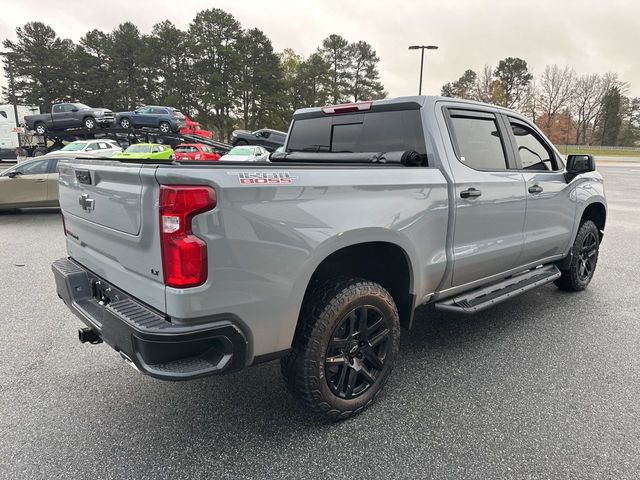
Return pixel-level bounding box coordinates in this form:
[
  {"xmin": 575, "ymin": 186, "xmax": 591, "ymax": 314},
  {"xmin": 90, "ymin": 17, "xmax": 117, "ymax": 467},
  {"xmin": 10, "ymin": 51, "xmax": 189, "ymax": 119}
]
[
  {"xmin": 325, "ymin": 305, "xmax": 391, "ymax": 399},
  {"xmin": 555, "ymin": 220, "xmax": 600, "ymax": 291},
  {"xmin": 577, "ymin": 230, "xmax": 598, "ymax": 282}
]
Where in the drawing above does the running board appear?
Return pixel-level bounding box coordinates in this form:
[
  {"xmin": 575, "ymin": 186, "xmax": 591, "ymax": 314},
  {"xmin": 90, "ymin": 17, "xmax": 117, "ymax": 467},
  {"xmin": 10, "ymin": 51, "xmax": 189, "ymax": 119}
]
[{"xmin": 435, "ymin": 264, "xmax": 561, "ymax": 314}]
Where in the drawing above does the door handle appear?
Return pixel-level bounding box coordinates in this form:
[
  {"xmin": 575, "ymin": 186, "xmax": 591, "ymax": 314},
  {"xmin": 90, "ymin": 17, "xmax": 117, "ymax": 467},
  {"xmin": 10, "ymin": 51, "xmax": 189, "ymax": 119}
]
[
  {"xmin": 460, "ymin": 187, "xmax": 482, "ymax": 199},
  {"xmin": 528, "ymin": 184, "xmax": 543, "ymax": 194},
  {"xmin": 35, "ymin": 179, "xmax": 46, "ymax": 183}
]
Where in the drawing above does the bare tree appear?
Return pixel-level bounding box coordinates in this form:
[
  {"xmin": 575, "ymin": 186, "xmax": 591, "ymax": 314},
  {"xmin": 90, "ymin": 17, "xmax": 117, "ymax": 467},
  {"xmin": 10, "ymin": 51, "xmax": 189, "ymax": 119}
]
[
  {"xmin": 571, "ymin": 74, "xmax": 603, "ymax": 144},
  {"xmin": 474, "ymin": 64, "xmax": 495, "ymax": 103},
  {"xmin": 538, "ymin": 65, "xmax": 575, "ymax": 130}
]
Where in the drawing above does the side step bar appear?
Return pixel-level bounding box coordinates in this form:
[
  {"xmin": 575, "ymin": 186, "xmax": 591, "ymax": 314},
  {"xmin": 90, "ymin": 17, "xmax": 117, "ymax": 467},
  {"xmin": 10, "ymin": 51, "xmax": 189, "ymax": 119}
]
[{"xmin": 435, "ymin": 264, "xmax": 561, "ymax": 314}]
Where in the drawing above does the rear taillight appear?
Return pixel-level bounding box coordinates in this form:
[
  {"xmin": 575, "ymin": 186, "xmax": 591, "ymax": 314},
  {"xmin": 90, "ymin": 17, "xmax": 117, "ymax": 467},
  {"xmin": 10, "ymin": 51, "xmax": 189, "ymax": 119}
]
[{"xmin": 159, "ymin": 185, "xmax": 216, "ymax": 288}]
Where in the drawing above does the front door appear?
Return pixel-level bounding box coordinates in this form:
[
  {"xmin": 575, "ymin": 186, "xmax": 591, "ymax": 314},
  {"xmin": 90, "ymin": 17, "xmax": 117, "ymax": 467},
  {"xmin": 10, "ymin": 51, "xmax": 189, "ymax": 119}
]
[
  {"xmin": 0, "ymin": 158, "xmax": 50, "ymax": 207},
  {"xmin": 444, "ymin": 108, "xmax": 527, "ymax": 287},
  {"xmin": 505, "ymin": 117, "xmax": 576, "ymax": 265}
]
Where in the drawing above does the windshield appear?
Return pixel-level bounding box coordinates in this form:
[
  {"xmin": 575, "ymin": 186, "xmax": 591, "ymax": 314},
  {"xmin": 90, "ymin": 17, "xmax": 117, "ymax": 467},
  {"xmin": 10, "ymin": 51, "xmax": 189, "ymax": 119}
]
[
  {"xmin": 229, "ymin": 146, "xmax": 256, "ymax": 156},
  {"xmin": 125, "ymin": 144, "xmax": 151, "ymax": 153},
  {"xmin": 73, "ymin": 103, "xmax": 91, "ymax": 110},
  {"xmin": 61, "ymin": 142, "xmax": 87, "ymax": 152}
]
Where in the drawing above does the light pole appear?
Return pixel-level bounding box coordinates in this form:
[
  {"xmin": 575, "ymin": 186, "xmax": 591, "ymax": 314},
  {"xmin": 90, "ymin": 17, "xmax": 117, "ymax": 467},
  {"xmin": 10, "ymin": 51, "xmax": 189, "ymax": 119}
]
[{"xmin": 408, "ymin": 45, "xmax": 438, "ymax": 95}]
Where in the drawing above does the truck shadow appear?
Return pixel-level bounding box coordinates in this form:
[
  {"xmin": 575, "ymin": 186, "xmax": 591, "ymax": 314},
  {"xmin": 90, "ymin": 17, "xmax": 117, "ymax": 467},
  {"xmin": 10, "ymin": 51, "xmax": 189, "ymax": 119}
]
[{"xmin": 76, "ymin": 284, "xmax": 587, "ymax": 446}]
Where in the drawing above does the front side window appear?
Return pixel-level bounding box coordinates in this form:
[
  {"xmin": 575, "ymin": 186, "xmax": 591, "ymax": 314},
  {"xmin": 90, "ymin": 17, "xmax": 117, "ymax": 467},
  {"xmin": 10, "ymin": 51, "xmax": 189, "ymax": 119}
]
[
  {"xmin": 449, "ymin": 114, "xmax": 508, "ymax": 171},
  {"xmin": 9, "ymin": 159, "xmax": 50, "ymax": 176},
  {"xmin": 52, "ymin": 105, "xmax": 64, "ymax": 113},
  {"xmin": 510, "ymin": 121, "xmax": 559, "ymax": 171}
]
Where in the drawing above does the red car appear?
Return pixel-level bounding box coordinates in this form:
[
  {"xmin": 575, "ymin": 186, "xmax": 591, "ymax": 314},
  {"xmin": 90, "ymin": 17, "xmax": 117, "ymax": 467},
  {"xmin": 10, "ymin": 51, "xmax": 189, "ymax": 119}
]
[
  {"xmin": 173, "ymin": 143, "xmax": 221, "ymax": 161},
  {"xmin": 179, "ymin": 116, "xmax": 214, "ymax": 139}
]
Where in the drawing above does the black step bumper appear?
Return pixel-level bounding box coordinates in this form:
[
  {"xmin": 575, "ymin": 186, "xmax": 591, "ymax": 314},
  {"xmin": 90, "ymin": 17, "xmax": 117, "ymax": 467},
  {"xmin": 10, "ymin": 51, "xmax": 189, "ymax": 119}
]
[{"xmin": 52, "ymin": 258, "xmax": 247, "ymax": 381}]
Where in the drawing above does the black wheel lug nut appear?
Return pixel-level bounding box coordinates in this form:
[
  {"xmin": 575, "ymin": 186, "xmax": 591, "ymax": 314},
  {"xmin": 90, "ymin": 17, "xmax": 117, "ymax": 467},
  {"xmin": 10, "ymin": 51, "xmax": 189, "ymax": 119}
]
[{"xmin": 357, "ymin": 352, "xmax": 363, "ymax": 359}]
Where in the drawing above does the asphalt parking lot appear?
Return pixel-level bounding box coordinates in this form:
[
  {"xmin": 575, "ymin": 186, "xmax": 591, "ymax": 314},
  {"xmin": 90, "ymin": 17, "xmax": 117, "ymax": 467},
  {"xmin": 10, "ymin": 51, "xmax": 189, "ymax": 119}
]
[{"xmin": 1, "ymin": 164, "xmax": 639, "ymax": 479}]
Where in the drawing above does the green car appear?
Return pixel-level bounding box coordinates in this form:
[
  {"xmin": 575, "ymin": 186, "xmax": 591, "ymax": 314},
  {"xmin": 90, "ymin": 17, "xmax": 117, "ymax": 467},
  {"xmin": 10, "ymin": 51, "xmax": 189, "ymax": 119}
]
[{"xmin": 113, "ymin": 143, "xmax": 174, "ymax": 160}]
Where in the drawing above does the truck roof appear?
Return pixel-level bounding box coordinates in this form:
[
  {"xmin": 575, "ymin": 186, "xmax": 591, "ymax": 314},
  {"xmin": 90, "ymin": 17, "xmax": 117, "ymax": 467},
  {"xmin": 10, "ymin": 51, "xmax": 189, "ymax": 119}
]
[{"xmin": 292, "ymin": 95, "xmax": 528, "ymax": 120}]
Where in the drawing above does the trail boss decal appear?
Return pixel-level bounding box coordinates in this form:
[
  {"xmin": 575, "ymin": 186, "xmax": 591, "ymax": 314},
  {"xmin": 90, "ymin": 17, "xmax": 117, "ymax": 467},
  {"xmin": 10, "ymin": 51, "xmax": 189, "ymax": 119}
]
[{"xmin": 229, "ymin": 171, "xmax": 297, "ymax": 185}]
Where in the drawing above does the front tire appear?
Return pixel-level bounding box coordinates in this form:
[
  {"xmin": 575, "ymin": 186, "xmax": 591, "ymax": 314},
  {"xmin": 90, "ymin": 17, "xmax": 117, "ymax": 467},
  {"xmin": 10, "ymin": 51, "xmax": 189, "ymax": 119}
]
[
  {"xmin": 119, "ymin": 117, "xmax": 131, "ymax": 129},
  {"xmin": 83, "ymin": 116, "xmax": 96, "ymax": 130},
  {"xmin": 555, "ymin": 220, "xmax": 600, "ymax": 291},
  {"xmin": 281, "ymin": 277, "xmax": 400, "ymax": 421}
]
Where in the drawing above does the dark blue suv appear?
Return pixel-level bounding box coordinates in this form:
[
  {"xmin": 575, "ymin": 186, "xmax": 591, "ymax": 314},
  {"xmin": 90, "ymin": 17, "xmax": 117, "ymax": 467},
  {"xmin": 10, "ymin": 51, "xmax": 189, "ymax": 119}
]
[{"xmin": 115, "ymin": 106, "xmax": 186, "ymax": 133}]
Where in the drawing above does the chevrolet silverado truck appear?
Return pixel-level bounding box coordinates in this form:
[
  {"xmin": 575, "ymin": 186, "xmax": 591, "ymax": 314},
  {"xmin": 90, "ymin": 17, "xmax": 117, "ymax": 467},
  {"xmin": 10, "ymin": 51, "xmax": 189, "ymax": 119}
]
[
  {"xmin": 25, "ymin": 103, "xmax": 115, "ymax": 134},
  {"xmin": 52, "ymin": 96, "xmax": 606, "ymax": 420}
]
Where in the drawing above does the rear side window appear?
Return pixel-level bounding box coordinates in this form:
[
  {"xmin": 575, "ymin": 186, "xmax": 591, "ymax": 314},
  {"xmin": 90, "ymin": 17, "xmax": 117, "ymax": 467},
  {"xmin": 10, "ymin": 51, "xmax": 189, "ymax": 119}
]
[
  {"xmin": 448, "ymin": 114, "xmax": 508, "ymax": 171},
  {"xmin": 287, "ymin": 110, "xmax": 426, "ymax": 154}
]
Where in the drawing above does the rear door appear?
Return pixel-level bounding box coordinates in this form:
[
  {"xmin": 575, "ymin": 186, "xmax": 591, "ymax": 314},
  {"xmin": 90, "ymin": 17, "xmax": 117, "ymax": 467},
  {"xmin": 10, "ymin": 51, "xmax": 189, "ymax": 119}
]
[
  {"xmin": 443, "ymin": 107, "xmax": 527, "ymax": 287},
  {"xmin": 57, "ymin": 158, "xmax": 165, "ymax": 311},
  {"xmin": 46, "ymin": 158, "xmax": 60, "ymax": 204},
  {"xmin": 503, "ymin": 116, "xmax": 576, "ymax": 265}
]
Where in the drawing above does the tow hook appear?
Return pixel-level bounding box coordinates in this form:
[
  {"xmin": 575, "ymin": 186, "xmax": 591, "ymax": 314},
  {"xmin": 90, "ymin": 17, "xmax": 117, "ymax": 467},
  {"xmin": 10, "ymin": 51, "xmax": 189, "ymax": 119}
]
[{"xmin": 78, "ymin": 327, "xmax": 102, "ymax": 344}]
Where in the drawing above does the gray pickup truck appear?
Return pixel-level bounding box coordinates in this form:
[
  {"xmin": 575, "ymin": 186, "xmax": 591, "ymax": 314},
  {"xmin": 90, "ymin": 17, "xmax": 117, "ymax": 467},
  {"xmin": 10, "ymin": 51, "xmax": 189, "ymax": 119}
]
[
  {"xmin": 52, "ymin": 96, "xmax": 606, "ymax": 420},
  {"xmin": 25, "ymin": 103, "xmax": 115, "ymax": 134}
]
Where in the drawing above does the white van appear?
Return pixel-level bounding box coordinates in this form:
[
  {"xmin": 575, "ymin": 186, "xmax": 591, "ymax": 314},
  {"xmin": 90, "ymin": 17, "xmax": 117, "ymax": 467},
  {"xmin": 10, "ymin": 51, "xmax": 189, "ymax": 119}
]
[{"xmin": 0, "ymin": 104, "xmax": 40, "ymax": 159}]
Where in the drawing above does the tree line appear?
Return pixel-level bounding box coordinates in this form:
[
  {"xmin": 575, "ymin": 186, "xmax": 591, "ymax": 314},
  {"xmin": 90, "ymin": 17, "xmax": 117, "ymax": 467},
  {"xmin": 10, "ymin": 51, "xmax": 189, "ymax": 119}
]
[
  {"xmin": 1, "ymin": 8, "xmax": 386, "ymax": 140},
  {"xmin": 441, "ymin": 58, "xmax": 639, "ymax": 147}
]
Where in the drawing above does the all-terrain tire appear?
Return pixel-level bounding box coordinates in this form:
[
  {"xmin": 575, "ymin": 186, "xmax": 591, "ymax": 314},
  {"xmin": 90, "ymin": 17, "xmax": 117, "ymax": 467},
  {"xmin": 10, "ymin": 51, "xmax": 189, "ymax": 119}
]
[
  {"xmin": 554, "ymin": 220, "xmax": 600, "ymax": 291},
  {"xmin": 281, "ymin": 277, "xmax": 400, "ymax": 421}
]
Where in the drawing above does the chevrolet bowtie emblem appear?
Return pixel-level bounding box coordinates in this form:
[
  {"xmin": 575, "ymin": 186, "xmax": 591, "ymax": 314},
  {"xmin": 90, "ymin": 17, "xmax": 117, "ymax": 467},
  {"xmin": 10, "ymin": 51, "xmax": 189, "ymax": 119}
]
[{"xmin": 79, "ymin": 193, "xmax": 95, "ymax": 212}]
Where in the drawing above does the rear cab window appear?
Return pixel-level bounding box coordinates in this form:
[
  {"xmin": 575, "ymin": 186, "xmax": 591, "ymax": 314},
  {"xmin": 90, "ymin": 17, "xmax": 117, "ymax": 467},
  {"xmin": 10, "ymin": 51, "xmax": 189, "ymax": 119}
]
[{"xmin": 286, "ymin": 108, "xmax": 427, "ymax": 156}]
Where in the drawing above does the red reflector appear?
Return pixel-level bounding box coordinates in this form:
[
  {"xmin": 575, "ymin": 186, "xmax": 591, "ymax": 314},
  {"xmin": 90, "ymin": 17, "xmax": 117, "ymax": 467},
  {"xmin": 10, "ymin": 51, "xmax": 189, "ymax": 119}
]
[
  {"xmin": 321, "ymin": 101, "xmax": 373, "ymax": 114},
  {"xmin": 159, "ymin": 185, "xmax": 216, "ymax": 288}
]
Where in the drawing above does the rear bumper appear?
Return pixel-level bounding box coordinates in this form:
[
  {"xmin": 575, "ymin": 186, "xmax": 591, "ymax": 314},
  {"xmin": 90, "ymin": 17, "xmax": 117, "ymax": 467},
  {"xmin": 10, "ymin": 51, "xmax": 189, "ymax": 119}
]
[{"xmin": 52, "ymin": 257, "xmax": 248, "ymax": 381}]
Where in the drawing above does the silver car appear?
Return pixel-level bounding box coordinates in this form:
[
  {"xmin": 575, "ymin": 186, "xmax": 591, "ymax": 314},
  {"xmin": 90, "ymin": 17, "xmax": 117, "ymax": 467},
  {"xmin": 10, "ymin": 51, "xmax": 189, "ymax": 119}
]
[
  {"xmin": 43, "ymin": 140, "xmax": 122, "ymax": 158},
  {"xmin": 219, "ymin": 145, "xmax": 270, "ymax": 162}
]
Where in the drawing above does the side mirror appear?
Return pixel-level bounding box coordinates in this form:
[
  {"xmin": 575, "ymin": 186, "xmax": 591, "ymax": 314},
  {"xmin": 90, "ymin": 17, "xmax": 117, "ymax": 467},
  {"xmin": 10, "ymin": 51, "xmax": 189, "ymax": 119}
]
[
  {"xmin": 7, "ymin": 171, "xmax": 20, "ymax": 178},
  {"xmin": 71, "ymin": 108, "xmax": 79, "ymax": 113},
  {"xmin": 565, "ymin": 154, "xmax": 595, "ymax": 181},
  {"xmin": 86, "ymin": 148, "xmax": 93, "ymax": 151}
]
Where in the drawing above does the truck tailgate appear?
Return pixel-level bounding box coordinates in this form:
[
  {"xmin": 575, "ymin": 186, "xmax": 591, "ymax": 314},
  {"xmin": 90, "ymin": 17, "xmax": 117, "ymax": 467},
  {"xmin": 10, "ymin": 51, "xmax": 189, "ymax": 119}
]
[{"xmin": 58, "ymin": 158, "xmax": 165, "ymax": 311}]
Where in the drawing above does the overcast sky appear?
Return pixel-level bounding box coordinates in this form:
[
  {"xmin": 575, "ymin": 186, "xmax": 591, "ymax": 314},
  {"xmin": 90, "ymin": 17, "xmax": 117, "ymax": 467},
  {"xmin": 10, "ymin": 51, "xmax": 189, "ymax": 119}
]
[{"xmin": 1, "ymin": 0, "xmax": 639, "ymax": 100}]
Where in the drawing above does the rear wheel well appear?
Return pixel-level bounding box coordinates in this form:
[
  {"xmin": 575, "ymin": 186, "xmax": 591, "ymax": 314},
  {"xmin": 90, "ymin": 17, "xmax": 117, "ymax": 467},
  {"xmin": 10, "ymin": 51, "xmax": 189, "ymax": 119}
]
[
  {"xmin": 581, "ymin": 203, "xmax": 606, "ymax": 240},
  {"xmin": 300, "ymin": 242, "xmax": 414, "ymax": 330}
]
